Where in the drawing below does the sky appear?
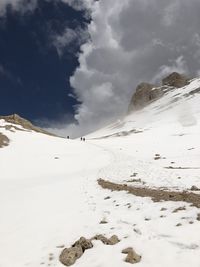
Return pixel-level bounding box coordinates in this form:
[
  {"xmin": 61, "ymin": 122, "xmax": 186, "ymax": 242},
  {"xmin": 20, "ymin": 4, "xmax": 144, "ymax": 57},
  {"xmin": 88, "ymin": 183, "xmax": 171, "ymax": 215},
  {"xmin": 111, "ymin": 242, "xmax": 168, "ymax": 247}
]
[{"xmin": 1, "ymin": 0, "xmax": 200, "ymax": 137}]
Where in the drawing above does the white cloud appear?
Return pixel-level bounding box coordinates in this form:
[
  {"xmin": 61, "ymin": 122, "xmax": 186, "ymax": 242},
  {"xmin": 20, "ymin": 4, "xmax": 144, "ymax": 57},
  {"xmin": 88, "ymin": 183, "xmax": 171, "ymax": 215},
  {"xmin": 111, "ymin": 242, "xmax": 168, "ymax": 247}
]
[
  {"xmin": 52, "ymin": 27, "xmax": 89, "ymax": 57},
  {"xmin": 0, "ymin": 0, "xmax": 38, "ymax": 15},
  {"xmin": 1, "ymin": 0, "xmax": 200, "ymax": 137},
  {"xmin": 57, "ymin": 0, "xmax": 200, "ymax": 137}
]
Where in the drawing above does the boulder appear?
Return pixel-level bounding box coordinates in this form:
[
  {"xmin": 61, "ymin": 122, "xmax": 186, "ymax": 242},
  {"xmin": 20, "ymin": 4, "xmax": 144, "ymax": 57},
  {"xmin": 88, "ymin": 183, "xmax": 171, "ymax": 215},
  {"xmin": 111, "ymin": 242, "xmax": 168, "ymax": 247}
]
[
  {"xmin": 162, "ymin": 72, "xmax": 188, "ymax": 88},
  {"xmin": 59, "ymin": 246, "xmax": 83, "ymax": 266},
  {"xmin": 122, "ymin": 247, "xmax": 141, "ymax": 264}
]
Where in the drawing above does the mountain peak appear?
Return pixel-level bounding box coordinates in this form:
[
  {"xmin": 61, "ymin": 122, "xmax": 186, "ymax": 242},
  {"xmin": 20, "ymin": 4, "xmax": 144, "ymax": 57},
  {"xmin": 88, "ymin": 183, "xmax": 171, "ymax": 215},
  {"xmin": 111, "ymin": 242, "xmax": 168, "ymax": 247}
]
[
  {"xmin": 162, "ymin": 72, "xmax": 189, "ymax": 88},
  {"xmin": 128, "ymin": 72, "xmax": 190, "ymax": 112},
  {"xmin": 0, "ymin": 114, "xmax": 56, "ymax": 137}
]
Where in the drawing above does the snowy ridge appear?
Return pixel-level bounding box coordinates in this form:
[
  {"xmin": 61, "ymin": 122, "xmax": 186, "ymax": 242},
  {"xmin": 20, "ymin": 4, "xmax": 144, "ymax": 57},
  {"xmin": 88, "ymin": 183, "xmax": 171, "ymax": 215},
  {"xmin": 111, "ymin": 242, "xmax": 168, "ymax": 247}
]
[{"xmin": 1, "ymin": 78, "xmax": 200, "ymax": 266}]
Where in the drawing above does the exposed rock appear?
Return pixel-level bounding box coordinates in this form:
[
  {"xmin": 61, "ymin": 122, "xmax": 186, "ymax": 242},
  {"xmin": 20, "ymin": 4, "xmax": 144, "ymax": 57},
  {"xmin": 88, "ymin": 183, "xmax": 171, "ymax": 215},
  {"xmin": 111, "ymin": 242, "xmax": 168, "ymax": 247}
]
[
  {"xmin": 59, "ymin": 235, "xmax": 120, "ymax": 266},
  {"xmin": 0, "ymin": 133, "xmax": 9, "ymax": 148},
  {"xmin": 122, "ymin": 247, "xmax": 141, "ymax": 264},
  {"xmin": 196, "ymin": 213, "xmax": 200, "ymax": 221},
  {"xmin": 92, "ymin": 234, "xmax": 120, "ymax": 245},
  {"xmin": 190, "ymin": 185, "xmax": 200, "ymax": 191},
  {"xmin": 172, "ymin": 206, "xmax": 186, "ymax": 213},
  {"xmin": 73, "ymin": 237, "xmax": 93, "ymax": 252},
  {"xmin": 162, "ymin": 72, "xmax": 189, "ymax": 88},
  {"xmin": 104, "ymin": 196, "xmax": 111, "ymax": 200},
  {"xmin": 0, "ymin": 114, "xmax": 56, "ymax": 136},
  {"xmin": 99, "ymin": 219, "xmax": 108, "ymax": 224},
  {"xmin": 59, "ymin": 246, "xmax": 83, "ymax": 266},
  {"xmin": 98, "ymin": 178, "xmax": 200, "ymax": 208},
  {"xmin": 128, "ymin": 82, "xmax": 163, "ymax": 111}
]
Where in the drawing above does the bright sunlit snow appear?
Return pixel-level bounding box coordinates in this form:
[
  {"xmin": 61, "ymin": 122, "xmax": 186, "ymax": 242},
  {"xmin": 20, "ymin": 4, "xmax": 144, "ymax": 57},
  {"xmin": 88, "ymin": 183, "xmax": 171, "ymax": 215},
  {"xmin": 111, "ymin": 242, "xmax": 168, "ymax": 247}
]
[{"xmin": 1, "ymin": 78, "xmax": 200, "ymax": 267}]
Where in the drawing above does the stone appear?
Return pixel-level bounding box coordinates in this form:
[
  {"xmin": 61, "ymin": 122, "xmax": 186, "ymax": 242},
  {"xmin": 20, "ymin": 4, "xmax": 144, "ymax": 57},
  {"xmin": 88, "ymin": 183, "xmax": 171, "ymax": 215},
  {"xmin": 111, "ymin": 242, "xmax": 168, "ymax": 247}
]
[
  {"xmin": 109, "ymin": 235, "xmax": 120, "ymax": 245},
  {"xmin": 190, "ymin": 185, "xmax": 200, "ymax": 191},
  {"xmin": 122, "ymin": 247, "xmax": 141, "ymax": 264},
  {"xmin": 99, "ymin": 219, "xmax": 108, "ymax": 224},
  {"xmin": 59, "ymin": 246, "xmax": 83, "ymax": 266},
  {"xmin": 162, "ymin": 72, "xmax": 188, "ymax": 88},
  {"xmin": 73, "ymin": 237, "xmax": 93, "ymax": 252},
  {"xmin": 92, "ymin": 234, "xmax": 120, "ymax": 245},
  {"xmin": 196, "ymin": 213, "xmax": 200, "ymax": 221}
]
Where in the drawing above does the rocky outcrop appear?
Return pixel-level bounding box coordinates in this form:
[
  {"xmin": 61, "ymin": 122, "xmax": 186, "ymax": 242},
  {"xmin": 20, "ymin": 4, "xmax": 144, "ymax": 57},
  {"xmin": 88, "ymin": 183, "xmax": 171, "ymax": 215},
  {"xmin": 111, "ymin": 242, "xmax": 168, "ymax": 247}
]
[
  {"xmin": 162, "ymin": 72, "xmax": 188, "ymax": 88},
  {"xmin": 128, "ymin": 72, "xmax": 189, "ymax": 112},
  {"xmin": 0, "ymin": 114, "xmax": 56, "ymax": 136},
  {"xmin": 128, "ymin": 82, "xmax": 163, "ymax": 111}
]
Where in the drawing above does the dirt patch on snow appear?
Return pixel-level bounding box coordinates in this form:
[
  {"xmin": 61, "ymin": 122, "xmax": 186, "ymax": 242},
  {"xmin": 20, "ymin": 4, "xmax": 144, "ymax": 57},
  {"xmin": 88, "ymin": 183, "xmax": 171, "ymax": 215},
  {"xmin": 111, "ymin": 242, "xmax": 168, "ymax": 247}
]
[
  {"xmin": 0, "ymin": 133, "xmax": 9, "ymax": 148},
  {"xmin": 98, "ymin": 179, "xmax": 200, "ymax": 208}
]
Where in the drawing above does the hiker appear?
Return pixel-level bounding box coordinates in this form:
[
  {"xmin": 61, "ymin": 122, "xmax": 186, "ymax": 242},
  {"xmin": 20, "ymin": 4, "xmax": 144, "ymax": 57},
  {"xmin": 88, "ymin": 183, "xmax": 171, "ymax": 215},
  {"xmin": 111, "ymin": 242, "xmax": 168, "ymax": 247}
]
[
  {"xmin": 80, "ymin": 137, "xmax": 83, "ymax": 141},
  {"xmin": 83, "ymin": 137, "xmax": 86, "ymax": 141},
  {"xmin": 67, "ymin": 136, "xmax": 70, "ymax": 139}
]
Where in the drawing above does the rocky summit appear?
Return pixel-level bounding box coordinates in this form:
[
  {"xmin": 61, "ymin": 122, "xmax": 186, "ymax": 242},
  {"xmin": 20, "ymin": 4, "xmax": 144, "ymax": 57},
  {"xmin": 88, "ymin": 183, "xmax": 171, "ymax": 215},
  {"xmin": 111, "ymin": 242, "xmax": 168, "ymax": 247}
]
[
  {"xmin": 128, "ymin": 72, "xmax": 189, "ymax": 112},
  {"xmin": 162, "ymin": 72, "xmax": 189, "ymax": 88},
  {"xmin": 128, "ymin": 82, "xmax": 163, "ymax": 111},
  {"xmin": 0, "ymin": 114, "xmax": 55, "ymax": 136}
]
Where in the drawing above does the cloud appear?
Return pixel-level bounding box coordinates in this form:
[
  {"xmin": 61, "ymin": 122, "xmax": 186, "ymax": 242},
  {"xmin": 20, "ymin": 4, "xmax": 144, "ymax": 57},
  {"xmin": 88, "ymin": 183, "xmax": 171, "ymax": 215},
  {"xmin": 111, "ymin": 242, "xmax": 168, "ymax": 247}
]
[
  {"xmin": 0, "ymin": 0, "xmax": 93, "ymax": 16},
  {"xmin": 52, "ymin": 27, "xmax": 89, "ymax": 57},
  {"xmin": 61, "ymin": 0, "xmax": 94, "ymax": 11},
  {"xmin": 0, "ymin": 0, "xmax": 38, "ymax": 16},
  {"xmin": 2, "ymin": 0, "xmax": 200, "ymax": 137},
  {"xmin": 57, "ymin": 0, "xmax": 200, "ymax": 137}
]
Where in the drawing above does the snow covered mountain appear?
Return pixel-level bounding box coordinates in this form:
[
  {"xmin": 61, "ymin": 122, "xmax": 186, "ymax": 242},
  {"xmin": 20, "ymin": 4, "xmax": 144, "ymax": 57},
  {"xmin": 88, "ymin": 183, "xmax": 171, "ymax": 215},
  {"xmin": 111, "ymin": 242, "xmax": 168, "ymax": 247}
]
[{"xmin": 1, "ymin": 74, "xmax": 200, "ymax": 267}]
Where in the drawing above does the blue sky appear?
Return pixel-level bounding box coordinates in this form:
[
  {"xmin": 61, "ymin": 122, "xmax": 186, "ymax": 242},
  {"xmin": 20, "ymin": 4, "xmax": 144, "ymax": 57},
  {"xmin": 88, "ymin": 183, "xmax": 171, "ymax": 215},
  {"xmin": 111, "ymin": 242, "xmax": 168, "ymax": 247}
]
[
  {"xmin": 0, "ymin": 0, "xmax": 88, "ymax": 126},
  {"xmin": 1, "ymin": 0, "xmax": 200, "ymax": 137}
]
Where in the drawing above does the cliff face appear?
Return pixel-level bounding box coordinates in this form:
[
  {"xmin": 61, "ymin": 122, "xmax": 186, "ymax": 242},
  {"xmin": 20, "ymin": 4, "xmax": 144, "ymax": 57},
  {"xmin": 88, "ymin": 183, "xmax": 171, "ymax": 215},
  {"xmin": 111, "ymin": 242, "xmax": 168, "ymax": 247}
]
[
  {"xmin": 128, "ymin": 72, "xmax": 189, "ymax": 112},
  {"xmin": 128, "ymin": 82, "xmax": 163, "ymax": 111}
]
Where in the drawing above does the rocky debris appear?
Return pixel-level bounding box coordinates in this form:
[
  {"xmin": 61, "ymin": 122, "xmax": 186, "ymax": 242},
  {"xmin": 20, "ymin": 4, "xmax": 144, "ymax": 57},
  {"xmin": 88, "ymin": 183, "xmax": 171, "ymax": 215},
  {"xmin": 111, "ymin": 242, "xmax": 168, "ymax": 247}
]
[
  {"xmin": 190, "ymin": 186, "xmax": 200, "ymax": 191},
  {"xmin": 0, "ymin": 133, "xmax": 9, "ymax": 148},
  {"xmin": 98, "ymin": 178, "xmax": 200, "ymax": 208},
  {"xmin": 162, "ymin": 72, "xmax": 189, "ymax": 88},
  {"xmin": 128, "ymin": 82, "xmax": 163, "ymax": 111},
  {"xmin": 92, "ymin": 234, "xmax": 120, "ymax": 245},
  {"xmin": 196, "ymin": 213, "xmax": 200, "ymax": 221},
  {"xmin": 99, "ymin": 219, "xmax": 108, "ymax": 224},
  {"xmin": 104, "ymin": 196, "xmax": 111, "ymax": 200},
  {"xmin": 160, "ymin": 207, "xmax": 167, "ymax": 211},
  {"xmin": 172, "ymin": 206, "xmax": 186, "ymax": 213},
  {"xmin": 126, "ymin": 178, "xmax": 142, "ymax": 183},
  {"xmin": 176, "ymin": 223, "xmax": 182, "ymax": 227},
  {"xmin": 122, "ymin": 247, "xmax": 141, "ymax": 264},
  {"xmin": 73, "ymin": 237, "xmax": 93, "ymax": 251},
  {"xmin": 154, "ymin": 154, "xmax": 161, "ymax": 160},
  {"xmin": 59, "ymin": 235, "xmax": 120, "ymax": 266},
  {"xmin": 0, "ymin": 114, "xmax": 56, "ymax": 137},
  {"xmin": 130, "ymin": 173, "xmax": 138, "ymax": 177}
]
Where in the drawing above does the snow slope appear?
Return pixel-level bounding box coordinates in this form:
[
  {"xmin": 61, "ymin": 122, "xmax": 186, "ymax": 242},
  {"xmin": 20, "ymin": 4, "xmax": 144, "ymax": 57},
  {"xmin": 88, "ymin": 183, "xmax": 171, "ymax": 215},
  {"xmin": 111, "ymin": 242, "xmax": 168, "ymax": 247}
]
[{"xmin": 1, "ymin": 78, "xmax": 200, "ymax": 267}]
